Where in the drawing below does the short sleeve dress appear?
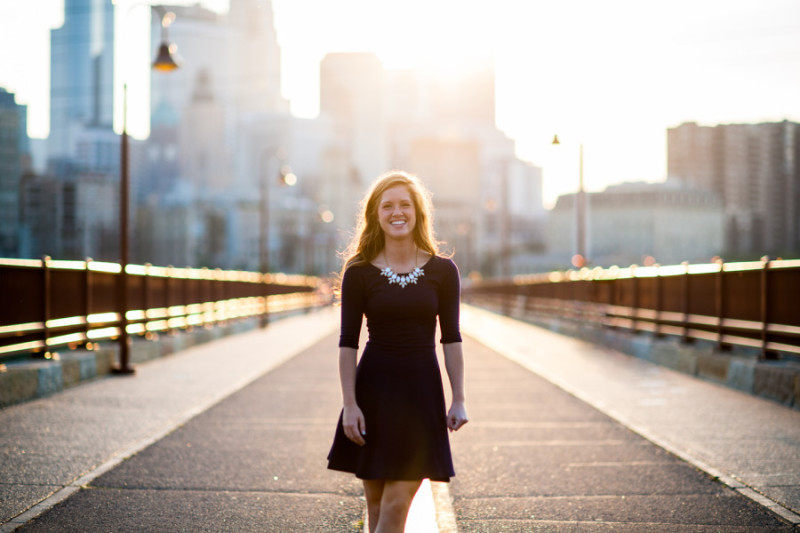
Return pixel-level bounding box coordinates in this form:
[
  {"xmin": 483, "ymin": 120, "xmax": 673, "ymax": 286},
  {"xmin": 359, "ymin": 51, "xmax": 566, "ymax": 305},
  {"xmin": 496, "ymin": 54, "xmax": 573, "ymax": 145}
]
[{"xmin": 326, "ymin": 255, "xmax": 462, "ymax": 482}]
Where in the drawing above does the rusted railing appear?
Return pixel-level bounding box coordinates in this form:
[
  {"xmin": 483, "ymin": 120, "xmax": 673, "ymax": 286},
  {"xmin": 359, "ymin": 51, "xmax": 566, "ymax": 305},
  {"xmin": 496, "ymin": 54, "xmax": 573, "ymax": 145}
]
[
  {"xmin": 0, "ymin": 257, "xmax": 329, "ymax": 363},
  {"xmin": 462, "ymin": 258, "xmax": 800, "ymax": 360}
]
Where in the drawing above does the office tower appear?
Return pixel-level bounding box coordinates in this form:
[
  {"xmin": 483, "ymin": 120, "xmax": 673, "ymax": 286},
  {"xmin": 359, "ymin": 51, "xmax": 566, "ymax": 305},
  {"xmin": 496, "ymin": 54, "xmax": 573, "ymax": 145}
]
[
  {"xmin": 668, "ymin": 121, "xmax": 800, "ymax": 256},
  {"xmin": 0, "ymin": 88, "xmax": 30, "ymax": 256},
  {"xmin": 49, "ymin": 0, "xmax": 115, "ymax": 160},
  {"xmin": 320, "ymin": 52, "xmax": 388, "ymax": 184}
]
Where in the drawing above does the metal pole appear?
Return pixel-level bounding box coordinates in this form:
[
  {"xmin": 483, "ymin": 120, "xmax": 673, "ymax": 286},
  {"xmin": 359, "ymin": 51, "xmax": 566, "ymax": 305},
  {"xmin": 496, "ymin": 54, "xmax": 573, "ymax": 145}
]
[
  {"xmin": 259, "ymin": 154, "xmax": 270, "ymax": 327},
  {"xmin": 576, "ymin": 143, "xmax": 586, "ymax": 266},
  {"xmin": 115, "ymin": 84, "xmax": 134, "ymax": 374},
  {"xmin": 501, "ymin": 160, "xmax": 510, "ymax": 278},
  {"xmin": 760, "ymin": 256, "xmax": 770, "ymax": 359}
]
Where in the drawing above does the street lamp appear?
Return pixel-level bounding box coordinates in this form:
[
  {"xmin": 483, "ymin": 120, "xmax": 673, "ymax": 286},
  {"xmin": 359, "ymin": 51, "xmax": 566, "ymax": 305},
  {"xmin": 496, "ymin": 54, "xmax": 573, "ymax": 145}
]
[
  {"xmin": 115, "ymin": 5, "xmax": 180, "ymax": 374},
  {"xmin": 552, "ymin": 134, "xmax": 587, "ymax": 268}
]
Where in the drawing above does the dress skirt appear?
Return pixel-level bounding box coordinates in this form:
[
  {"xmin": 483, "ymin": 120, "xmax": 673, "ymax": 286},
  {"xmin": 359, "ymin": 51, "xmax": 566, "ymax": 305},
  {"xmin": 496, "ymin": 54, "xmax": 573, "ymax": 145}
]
[{"xmin": 327, "ymin": 342, "xmax": 455, "ymax": 482}]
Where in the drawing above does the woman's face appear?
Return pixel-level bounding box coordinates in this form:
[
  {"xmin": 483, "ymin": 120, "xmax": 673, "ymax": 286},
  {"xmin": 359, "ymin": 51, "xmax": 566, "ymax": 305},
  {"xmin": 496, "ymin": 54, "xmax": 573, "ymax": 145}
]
[{"xmin": 377, "ymin": 184, "xmax": 416, "ymax": 241}]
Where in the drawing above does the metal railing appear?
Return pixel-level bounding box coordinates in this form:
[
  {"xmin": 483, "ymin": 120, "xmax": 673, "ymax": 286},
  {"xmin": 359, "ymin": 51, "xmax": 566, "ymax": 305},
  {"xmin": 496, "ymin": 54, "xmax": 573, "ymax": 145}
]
[
  {"xmin": 0, "ymin": 257, "xmax": 328, "ymax": 362},
  {"xmin": 462, "ymin": 258, "xmax": 800, "ymax": 360}
]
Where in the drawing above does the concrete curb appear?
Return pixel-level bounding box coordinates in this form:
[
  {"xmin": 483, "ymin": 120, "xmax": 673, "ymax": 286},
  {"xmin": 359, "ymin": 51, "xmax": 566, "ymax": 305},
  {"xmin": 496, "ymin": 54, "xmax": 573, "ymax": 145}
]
[{"xmin": 0, "ymin": 312, "xmax": 312, "ymax": 409}]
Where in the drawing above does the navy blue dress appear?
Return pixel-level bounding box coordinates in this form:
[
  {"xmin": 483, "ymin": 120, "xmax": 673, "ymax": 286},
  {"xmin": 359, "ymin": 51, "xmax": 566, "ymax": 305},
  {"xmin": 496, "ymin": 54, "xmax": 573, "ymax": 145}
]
[{"xmin": 326, "ymin": 255, "xmax": 462, "ymax": 482}]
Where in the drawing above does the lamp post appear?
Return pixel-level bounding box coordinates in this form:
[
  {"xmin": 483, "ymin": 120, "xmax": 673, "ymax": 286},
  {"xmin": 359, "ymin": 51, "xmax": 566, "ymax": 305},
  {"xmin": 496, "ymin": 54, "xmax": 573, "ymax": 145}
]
[
  {"xmin": 258, "ymin": 154, "xmax": 297, "ymax": 328},
  {"xmin": 115, "ymin": 5, "xmax": 180, "ymax": 374},
  {"xmin": 552, "ymin": 135, "xmax": 587, "ymax": 268}
]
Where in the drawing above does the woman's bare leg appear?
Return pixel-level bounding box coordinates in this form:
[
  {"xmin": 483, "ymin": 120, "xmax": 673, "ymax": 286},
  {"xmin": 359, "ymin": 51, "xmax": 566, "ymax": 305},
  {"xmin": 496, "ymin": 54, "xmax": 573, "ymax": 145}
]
[
  {"xmin": 374, "ymin": 479, "xmax": 422, "ymax": 533},
  {"xmin": 363, "ymin": 479, "xmax": 385, "ymax": 533}
]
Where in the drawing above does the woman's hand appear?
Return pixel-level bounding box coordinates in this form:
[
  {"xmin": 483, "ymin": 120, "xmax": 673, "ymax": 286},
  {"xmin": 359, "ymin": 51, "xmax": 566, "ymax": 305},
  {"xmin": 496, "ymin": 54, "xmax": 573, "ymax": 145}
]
[
  {"xmin": 447, "ymin": 401, "xmax": 469, "ymax": 432},
  {"xmin": 342, "ymin": 404, "xmax": 366, "ymax": 446}
]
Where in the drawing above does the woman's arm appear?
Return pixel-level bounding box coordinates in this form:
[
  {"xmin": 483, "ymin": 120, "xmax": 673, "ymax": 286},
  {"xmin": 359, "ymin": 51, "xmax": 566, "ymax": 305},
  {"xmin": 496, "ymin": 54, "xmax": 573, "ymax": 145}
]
[
  {"xmin": 339, "ymin": 346, "xmax": 366, "ymax": 445},
  {"xmin": 443, "ymin": 341, "xmax": 468, "ymax": 431}
]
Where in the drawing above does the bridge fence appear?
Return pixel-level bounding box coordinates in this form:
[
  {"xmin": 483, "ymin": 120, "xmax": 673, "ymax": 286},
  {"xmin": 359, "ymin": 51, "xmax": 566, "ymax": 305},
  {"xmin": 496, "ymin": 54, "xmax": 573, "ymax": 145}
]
[
  {"xmin": 462, "ymin": 258, "xmax": 800, "ymax": 360},
  {"xmin": 0, "ymin": 257, "xmax": 330, "ymax": 363}
]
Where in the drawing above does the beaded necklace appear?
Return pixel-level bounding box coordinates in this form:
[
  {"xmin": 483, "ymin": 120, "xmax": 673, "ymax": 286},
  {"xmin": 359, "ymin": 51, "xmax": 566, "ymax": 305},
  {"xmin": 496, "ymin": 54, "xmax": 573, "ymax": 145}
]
[{"xmin": 380, "ymin": 248, "xmax": 425, "ymax": 288}]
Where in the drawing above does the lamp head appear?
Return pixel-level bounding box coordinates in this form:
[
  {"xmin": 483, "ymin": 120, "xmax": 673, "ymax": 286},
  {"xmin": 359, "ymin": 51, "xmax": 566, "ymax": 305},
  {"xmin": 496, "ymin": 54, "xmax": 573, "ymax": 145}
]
[{"xmin": 153, "ymin": 43, "xmax": 180, "ymax": 71}]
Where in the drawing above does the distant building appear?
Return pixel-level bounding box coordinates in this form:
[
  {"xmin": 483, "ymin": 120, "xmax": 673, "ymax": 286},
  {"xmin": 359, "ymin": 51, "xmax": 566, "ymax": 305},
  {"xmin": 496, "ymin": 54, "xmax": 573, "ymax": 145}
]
[
  {"xmin": 49, "ymin": 0, "xmax": 114, "ymax": 160},
  {"xmin": 19, "ymin": 0, "xmax": 119, "ymax": 262},
  {"xmin": 178, "ymin": 70, "xmax": 230, "ymax": 196},
  {"xmin": 547, "ymin": 181, "xmax": 725, "ymax": 267},
  {"xmin": 60, "ymin": 171, "xmax": 119, "ymax": 261},
  {"xmin": 149, "ymin": 0, "xmax": 287, "ymax": 146},
  {"xmin": 138, "ymin": 0, "xmax": 298, "ymax": 270},
  {"xmin": 668, "ymin": 121, "xmax": 800, "ymax": 258},
  {"xmin": 320, "ymin": 52, "xmax": 389, "ymax": 185},
  {"xmin": 0, "ymin": 88, "xmax": 30, "ymax": 256},
  {"xmin": 356, "ymin": 56, "xmax": 543, "ymax": 276}
]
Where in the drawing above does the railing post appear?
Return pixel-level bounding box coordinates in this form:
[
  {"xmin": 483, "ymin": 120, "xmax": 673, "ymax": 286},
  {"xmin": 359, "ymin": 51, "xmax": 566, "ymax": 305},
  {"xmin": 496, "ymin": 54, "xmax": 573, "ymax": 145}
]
[
  {"xmin": 654, "ymin": 264, "xmax": 662, "ymax": 337},
  {"xmin": 715, "ymin": 258, "xmax": 725, "ymax": 351},
  {"xmin": 681, "ymin": 261, "xmax": 690, "ymax": 343},
  {"xmin": 165, "ymin": 266, "xmax": 173, "ymax": 334},
  {"xmin": 261, "ymin": 273, "xmax": 270, "ymax": 328},
  {"xmin": 143, "ymin": 263, "xmax": 151, "ymax": 339},
  {"xmin": 760, "ymin": 256, "xmax": 772, "ymax": 360},
  {"xmin": 41, "ymin": 255, "xmax": 51, "ymax": 358},
  {"xmin": 84, "ymin": 257, "xmax": 92, "ymax": 346}
]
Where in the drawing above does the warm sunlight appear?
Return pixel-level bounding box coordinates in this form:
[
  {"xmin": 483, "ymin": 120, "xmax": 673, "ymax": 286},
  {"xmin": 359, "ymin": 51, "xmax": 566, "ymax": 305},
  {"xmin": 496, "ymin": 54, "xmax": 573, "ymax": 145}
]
[
  {"xmin": 2, "ymin": 0, "xmax": 799, "ymax": 205},
  {"xmin": 368, "ymin": 3, "xmax": 496, "ymax": 73}
]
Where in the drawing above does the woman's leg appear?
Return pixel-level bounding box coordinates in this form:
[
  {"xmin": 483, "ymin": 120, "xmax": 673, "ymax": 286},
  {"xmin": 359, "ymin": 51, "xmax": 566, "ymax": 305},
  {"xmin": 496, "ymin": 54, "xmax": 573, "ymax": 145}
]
[
  {"xmin": 375, "ymin": 479, "xmax": 422, "ymax": 533},
  {"xmin": 363, "ymin": 479, "xmax": 385, "ymax": 533}
]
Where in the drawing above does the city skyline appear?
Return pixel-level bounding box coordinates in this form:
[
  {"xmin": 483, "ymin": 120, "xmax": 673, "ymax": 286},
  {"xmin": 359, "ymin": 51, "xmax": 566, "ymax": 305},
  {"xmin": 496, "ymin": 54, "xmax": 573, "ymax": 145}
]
[{"xmin": 0, "ymin": 0, "xmax": 799, "ymax": 206}]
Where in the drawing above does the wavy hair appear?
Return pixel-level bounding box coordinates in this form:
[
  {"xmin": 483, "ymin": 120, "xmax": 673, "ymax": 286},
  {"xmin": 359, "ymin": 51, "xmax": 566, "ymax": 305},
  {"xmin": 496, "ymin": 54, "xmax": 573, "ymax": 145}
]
[{"xmin": 341, "ymin": 171, "xmax": 441, "ymax": 276}]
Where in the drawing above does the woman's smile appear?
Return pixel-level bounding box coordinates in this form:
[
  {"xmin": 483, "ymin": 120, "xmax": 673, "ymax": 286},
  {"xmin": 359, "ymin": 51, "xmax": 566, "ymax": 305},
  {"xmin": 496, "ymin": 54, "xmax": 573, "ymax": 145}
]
[{"xmin": 379, "ymin": 185, "xmax": 416, "ymax": 239}]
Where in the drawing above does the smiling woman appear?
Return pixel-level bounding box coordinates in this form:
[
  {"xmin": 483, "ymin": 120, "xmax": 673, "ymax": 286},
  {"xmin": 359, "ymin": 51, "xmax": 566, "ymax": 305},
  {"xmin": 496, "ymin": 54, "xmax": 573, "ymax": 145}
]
[{"xmin": 326, "ymin": 171, "xmax": 468, "ymax": 533}]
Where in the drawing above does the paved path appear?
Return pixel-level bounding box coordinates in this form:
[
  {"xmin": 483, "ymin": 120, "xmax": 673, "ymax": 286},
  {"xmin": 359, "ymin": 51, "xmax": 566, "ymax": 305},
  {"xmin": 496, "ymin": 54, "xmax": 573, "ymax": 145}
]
[
  {"xmin": 454, "ymin": 307, "xmax": 800, "ymax": 531},
  {"xmin": 460, "ymin": 305, "xmax": 800, "ymax": 529},
  {"xmin": 1, "ymin": 305, "xmax": 798, "ymax": 531}
]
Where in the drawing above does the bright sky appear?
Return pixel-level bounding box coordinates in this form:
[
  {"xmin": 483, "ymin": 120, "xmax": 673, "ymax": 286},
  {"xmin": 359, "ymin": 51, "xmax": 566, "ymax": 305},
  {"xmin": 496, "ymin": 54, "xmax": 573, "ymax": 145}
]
[{"xmin": 1, "ymin": 0, "xmax": 799, "ymax": 206}]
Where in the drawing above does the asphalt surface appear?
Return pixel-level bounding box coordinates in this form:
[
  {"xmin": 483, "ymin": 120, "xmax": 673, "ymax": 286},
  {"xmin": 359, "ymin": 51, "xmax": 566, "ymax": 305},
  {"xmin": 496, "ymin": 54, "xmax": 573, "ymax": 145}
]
[{"xmin": 2, "ymin": 305, "xmax": 799, "ymax": 531}]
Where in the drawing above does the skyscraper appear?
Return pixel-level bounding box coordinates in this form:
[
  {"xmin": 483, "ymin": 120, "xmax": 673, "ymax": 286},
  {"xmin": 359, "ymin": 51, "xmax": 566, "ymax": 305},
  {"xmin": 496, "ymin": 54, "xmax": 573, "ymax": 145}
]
[
  {"xmin": 320, "ymin": 52, "xmax": 388, "ymax": 184},
  {"xmin": 49, "ymin": 0, "xmax": 115, "ymax": 160},
  {"xmin": 0, "ymin": 88, "xmax": 30, "ymax": 256}
]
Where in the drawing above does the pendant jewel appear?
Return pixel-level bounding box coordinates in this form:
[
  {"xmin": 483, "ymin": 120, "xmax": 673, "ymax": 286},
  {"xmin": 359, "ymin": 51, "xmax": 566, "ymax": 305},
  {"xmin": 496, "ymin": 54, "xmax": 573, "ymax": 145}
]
[{"xmin": 380, "ymin": 266, "xmax": 424, "ymax": 288}]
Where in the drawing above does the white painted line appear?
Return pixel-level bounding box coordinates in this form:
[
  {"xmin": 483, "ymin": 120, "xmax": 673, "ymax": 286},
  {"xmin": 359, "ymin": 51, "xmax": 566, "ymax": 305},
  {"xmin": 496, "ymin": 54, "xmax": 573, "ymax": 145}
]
[
  {"xmin": 406, "ymin": 479, "xmax": 439, "ymax": 532},
  {"xmin": 360, "ymin": 479, "xmax": 454, "ymax": 533},
  {"xmin": 432, "ymin": 481, "xmax": 459, "ymax": 533}
]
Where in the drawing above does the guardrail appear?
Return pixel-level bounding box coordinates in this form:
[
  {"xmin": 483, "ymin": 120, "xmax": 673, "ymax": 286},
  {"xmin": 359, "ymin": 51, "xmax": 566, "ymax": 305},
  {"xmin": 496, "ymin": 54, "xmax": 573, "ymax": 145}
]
[
  {"xmin": 462, "ymin": 258, "xmax": 800, "ymax": 360},
  {"xmin": 0, "ymin": 257, "xmax": 329, "ymax": 365}
]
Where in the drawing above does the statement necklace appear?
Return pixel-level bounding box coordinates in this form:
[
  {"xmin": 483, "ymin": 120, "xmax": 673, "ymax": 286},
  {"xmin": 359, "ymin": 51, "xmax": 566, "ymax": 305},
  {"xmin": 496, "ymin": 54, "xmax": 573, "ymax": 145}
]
[{"xmin": 380, "ymin": 249, "xmax": 425, "ymax": 288}]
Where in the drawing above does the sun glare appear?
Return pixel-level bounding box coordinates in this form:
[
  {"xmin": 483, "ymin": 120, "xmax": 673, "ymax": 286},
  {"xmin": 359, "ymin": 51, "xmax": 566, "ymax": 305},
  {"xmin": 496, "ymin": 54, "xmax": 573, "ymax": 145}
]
[{"xmin": 367, "ymin": 1, "xmax": 498, "ymax": 74}]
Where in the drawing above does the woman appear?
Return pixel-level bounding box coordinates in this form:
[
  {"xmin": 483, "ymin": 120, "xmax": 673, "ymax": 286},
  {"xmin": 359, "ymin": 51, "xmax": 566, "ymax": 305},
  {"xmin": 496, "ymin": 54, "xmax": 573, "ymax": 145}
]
[{"xmin": 327, "ymin": 171, "xmax": 468, "ymax": 533}]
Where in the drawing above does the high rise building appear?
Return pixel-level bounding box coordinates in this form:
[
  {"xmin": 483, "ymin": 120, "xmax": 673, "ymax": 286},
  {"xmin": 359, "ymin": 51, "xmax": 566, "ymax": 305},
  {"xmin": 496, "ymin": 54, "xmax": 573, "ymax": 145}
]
[
  {"xmin": 668, "ymin": 121, "xmax": 800, "ymax": 257},
  {"xmin": 0, "ymin": 88, "xmax": 30, "ymax": 256},
  {"xmin": 137, "ymin": 0, "xmax": 292, "ymax": 270},
  {"xmin": 49, "ymin": 0, "xmax": 115, "ymax": 160},
  {"xmin": 319, "ymin": 52, "xmax": 388, "ymax": 185}
]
